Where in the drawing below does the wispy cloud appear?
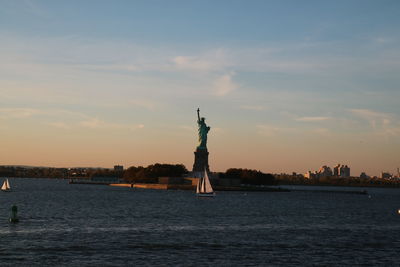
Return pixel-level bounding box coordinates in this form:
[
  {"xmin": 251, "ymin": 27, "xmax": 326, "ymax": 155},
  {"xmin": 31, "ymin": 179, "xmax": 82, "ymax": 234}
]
[
  {"xmin": 46, "ymin": 122, "xmax": 71, "ymax": 129},
  {"xmin": 0, "ymin": 107, "xmax": 144, "ymax": 132},
  {"xmin": 0, "ymin": 108, "xmax": 41, "ymax": 118},
  {"xmin": 240, "ymin": 105, "xmax": 267, "ymax": 111},
  {"xmin": 311, "ymin": 128, "xmax": 331, "ymax": 136},
  {"xmin": 350, "ymin": 108, "xmax": 400, "ymax": 136},
  {"xmin": 256, "ymin": 124, "xmax": 295, "ymax": 137},
  {"xmin": 129, "ymin": 99, "xmax": 159, "ymax": 111},
  {"xmin": 180, "ymin": 125, "xmax": 195, "ymax": 131},
  {"xmin": 79, "ymin": 118, "xmax": 144, "ymax": 131},
  {"xmin": 173, "ymin": 56, "xmax": 215, "ymax": 72},
  {"xmin": 0, "ymin": 107, "xmax": 91, "ymax": 120},
  {"xmin": 213, "ymin": 72, "xmax": 238, "ymax": 96},
  {"xmin": 296, "ymin": 116, "xmax": 331, "ymax": 122},
  {"xmin": 350, "ymin": 109, "xmax": 391, "ymax": 129},
  {"xmin": 172, "ymin": 49, "xmax": 227, "ymax": 72},
  {"xmin": 373, "ymin": 37, "xmax": 392, "ymax": 45}
]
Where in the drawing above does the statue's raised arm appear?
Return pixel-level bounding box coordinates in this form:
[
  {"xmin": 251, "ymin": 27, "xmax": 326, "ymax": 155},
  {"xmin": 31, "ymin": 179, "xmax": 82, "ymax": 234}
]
[
  {"xmin": 197, "ymin": 108, "xmax": 200, "ymax": 122},
  {"xmin": 196, "ymin": 108, "xmax": 210, "ymax": 149}
]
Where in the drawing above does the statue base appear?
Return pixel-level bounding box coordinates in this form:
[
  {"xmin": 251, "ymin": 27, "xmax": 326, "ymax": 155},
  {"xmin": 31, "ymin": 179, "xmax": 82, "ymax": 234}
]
[{"xmin": 192, "ymin": 148, "xmax": 210, "ymax": 173}]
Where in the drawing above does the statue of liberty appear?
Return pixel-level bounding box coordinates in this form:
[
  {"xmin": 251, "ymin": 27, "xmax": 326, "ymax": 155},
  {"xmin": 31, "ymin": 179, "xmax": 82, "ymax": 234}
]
[{"xmin": 196, "ymin": 108, "xmax": 210, "ymax": 149}]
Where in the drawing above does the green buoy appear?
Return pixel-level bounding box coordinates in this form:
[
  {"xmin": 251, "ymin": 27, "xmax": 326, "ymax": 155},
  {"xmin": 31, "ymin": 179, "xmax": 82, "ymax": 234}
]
[{"xmin": 9, "ymin": 205, "xmax": 19, "ymax": 223}]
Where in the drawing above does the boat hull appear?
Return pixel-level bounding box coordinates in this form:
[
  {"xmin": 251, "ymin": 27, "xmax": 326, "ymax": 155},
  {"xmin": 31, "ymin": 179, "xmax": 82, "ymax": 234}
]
[{"xmin": 196, "ymin": 193, "xmax": 216, "ymax": 197}]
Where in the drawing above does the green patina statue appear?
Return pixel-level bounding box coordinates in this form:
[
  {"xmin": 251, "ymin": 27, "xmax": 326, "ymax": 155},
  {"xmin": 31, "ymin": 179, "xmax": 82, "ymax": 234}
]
[{"xmin": 197, "ymin": 108, "xmax": 210, "ymax": 149}]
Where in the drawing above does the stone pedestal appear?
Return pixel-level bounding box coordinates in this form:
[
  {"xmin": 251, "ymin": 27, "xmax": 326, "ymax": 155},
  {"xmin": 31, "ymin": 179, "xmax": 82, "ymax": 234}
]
[{"xmin": 192, "ymin": 148, "xmax": 210, "ymax": 173}]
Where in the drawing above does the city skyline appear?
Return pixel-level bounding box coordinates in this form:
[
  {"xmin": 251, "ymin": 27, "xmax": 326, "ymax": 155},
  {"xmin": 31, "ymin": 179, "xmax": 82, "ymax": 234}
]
[{"xmin": 1, "ymin": 1, "xmax": 399, "ymax": 176}]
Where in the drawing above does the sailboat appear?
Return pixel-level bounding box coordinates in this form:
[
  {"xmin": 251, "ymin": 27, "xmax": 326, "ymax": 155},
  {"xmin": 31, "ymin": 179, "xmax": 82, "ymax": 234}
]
[
  {"xmin": 196, "ymin": 170, "xmax": 215, "ymax": 197},
  {"xmin": 1, "ymin": 179, "xmax": 11, "ymax": 192}
]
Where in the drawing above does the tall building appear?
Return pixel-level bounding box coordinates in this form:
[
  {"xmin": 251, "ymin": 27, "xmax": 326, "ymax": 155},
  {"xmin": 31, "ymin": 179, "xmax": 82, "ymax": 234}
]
[
  {"xmin": 339, "ymin": 165, "xmax": 350, "ymax": 178},
  {"xmin": 333, "ymin": 164, "xmax": 340, "ymax": 176},
  {"xmin": 318, "ymin": 165, "xmax": 333, "ymax": 177}
]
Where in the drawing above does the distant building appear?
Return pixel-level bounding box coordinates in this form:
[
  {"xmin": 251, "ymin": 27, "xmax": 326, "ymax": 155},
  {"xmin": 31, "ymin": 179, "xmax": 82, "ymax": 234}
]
[
  {"xmin": 381, "ymin": 172, "xmax": 392, "ymax": 179},
  {"xmin": 333, "ymin": 164, "xmax": 340, "ymax": 176},
  {"xmin": 360, "ymin": 172, "xmax": 368, "ymax": 179},
  {"xmin": 339, "ymin": 165, "xmax": 350, "ymax": 178},
  {"xmin": 307, "ymin": 163, "xmax": 350, "ymax": 179},
  {"xmin": 318, "ymin": 165, "xmax": 333, "ymax": 177},
  {"xmin": 304, "ymin": 171, "xmax": 317, "ymax": 179}
]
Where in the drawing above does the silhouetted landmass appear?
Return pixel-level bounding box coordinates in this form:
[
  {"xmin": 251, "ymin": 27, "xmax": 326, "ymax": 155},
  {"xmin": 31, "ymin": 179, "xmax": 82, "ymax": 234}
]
[
  {"xmin": 123, "ymin": 163, "xmax": 188, "ymax": 183},
  {"xmin": 275, "ymin": 174, "xmax": 400, "ymax": 187},
  {"xmin": 0, "ymin": 166, "xmax": 69, "ymax": 178},
  {"xmin": 221, "ymin": 168, "xmax": 276, "ymax": 185},
  {"xmin": 0, "ymin": 166, "xmax": 115, "ymax": 179},
  {"xmin": 2, "ymin": 165, "xmax": 400, "ymax": 188},
  {"xmin": 88, "ymin": 168, "xmax": 123, "ymax": 179}
]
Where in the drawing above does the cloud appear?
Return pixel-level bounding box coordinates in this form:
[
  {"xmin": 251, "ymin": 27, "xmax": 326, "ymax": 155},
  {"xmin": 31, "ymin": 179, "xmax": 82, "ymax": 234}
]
[
  {"xmin": 172, "ymin": 49, "xmax": 227, "ymax": 72},
  {"xmin": 46, "ymin": 122, "xmax": 71, "ymax": 129},
  {"xmin": 173, "ymin": 56, "xmax": 214, "ymax": 71},
  {"xmin": 129, "ymin": 99, "xmax": 158, "ymax": 111},
  {"xmin": 213, "ymin": 72, "xmax": 238, "ymax": 96},
  {"xmin": 311, "ymin": 128, "xmax": 330, "ymax": 135},
  {"xmin": 0, "ymin": 106, "xmax": 144, "ymax": 133},
  {"xmin": 350, "ymin": 109, "xmax": 400, "ymax": 136},
  {"xmin": 79, "ymin": 118, "xmax": 144, "ymax": 131},
  {"xmin": 373, "ymin": 37, "xmax": 392, "ymax": 44},
  {"xmin": 296, "ymin": 116, "xmax": 331, "ymax": 122},
  {"xmin": 350, "ymin": 109, "xmax": 391, "ymax": 129},
  {"xmin": 180, "ymin": 125, "xmax": 195, "ymax": 131},
  {"xmin": 240, "ymin": 105, "xmax": 267, "ymax": 111},
  {"xmin": 0, "ymin": 108, "xmax": 41, "ymax": 119},
  {"xmin": 79, "ymin": 118, "xmax": 103, "ymax": 128},
  {"xmin": 256, "ymin": 124, "xmax": 295, "ymax": 137}
]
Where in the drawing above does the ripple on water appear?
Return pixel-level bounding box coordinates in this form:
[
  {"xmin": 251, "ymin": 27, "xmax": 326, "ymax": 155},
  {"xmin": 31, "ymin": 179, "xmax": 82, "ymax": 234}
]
[{"xmin": 0, "ymin": 179, "xmax": 399, "ymax": 266}]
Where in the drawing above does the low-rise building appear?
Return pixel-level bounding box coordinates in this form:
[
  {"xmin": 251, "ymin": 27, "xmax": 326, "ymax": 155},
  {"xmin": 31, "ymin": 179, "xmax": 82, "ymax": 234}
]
[{"xmin": 381, "ymin": 172, "xmax": 392, "ymax": 179}]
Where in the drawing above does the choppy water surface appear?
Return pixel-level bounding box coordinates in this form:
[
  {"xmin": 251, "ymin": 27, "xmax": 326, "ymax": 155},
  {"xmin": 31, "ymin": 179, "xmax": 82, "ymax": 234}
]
[{"xmin": 1, "ymin": 178, "xmax": 399, "ymax": 266}]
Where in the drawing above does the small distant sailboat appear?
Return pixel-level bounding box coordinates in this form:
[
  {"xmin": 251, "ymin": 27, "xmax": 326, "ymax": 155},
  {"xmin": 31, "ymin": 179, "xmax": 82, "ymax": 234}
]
[
  {"xmin": 1, "ymin": 179, "xmax": 11, "ymax": 192},
  {"xmin": 196, "ymin": 170, "xmax": 215, "ymax": 197}
]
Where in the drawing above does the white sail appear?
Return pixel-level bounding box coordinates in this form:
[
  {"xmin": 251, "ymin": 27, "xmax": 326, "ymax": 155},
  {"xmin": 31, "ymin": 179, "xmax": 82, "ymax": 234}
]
[
  {"xmin": 1, "ymin": 179, "xmax": 10, "ymax": 191},
  {"xmin": 196, "ymin": 170, "xmax": 214, "ymax": 196},
  {"xmin": 203, "ymin": 171, "xmax": 214, "ymax": 193}
]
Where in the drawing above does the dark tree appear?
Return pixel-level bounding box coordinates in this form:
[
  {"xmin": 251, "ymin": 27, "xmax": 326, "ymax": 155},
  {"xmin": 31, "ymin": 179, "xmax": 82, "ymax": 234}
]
[{"xmin": 225, "ymin": 168, "xmax": 276, "ymax": 185}]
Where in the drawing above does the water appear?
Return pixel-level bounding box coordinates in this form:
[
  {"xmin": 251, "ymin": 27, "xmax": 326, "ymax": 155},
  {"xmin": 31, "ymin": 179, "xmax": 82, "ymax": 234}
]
[{"xmin": 1, "ymin": 178, "xmax": 400, "ymax": 266}]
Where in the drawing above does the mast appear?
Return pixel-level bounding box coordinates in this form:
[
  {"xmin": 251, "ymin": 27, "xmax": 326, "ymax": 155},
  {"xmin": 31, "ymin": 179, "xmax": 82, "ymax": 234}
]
[{"xmin": 196, "ymin": 177, "xmax": 201, "ymax": 193}]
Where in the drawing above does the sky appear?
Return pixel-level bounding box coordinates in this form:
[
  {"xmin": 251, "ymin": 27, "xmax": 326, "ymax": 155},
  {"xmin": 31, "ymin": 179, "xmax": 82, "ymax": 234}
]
[{"xmin": 0, "ymin": 0, "xmax": 399, "ymax": 176}]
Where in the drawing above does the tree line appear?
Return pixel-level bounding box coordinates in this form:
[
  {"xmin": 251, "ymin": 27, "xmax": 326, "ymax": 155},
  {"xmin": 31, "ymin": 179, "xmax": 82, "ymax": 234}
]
[
  {"xmin": 123, "ymin": 164, "xmax": 188, "ymax": 183},
  {"xmin": 219, "ymin": 168, "xmax": 276, "ymax": 185},
  {"xmin": 0, "ymin": 164, "xmax": 277, "ymax": 186}
]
